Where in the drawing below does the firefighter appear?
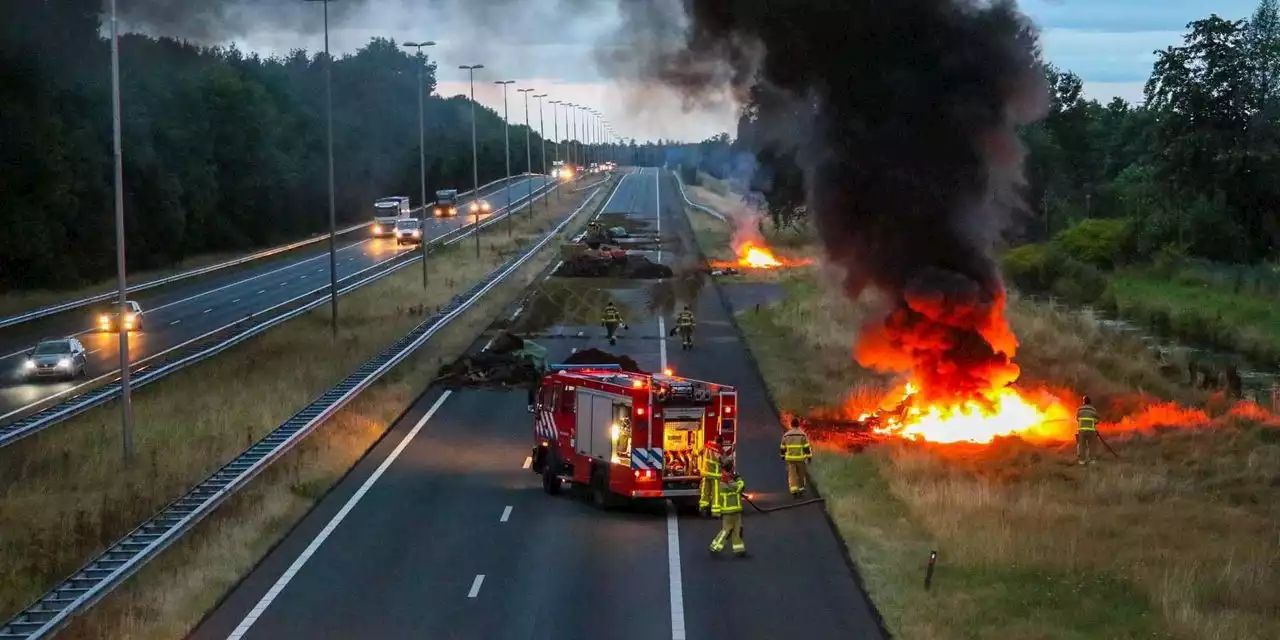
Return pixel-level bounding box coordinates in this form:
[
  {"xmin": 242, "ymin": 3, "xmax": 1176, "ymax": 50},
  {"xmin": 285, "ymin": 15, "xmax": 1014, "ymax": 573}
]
[
  {"xmin": 699, "ymin": 440, "xmax": 722, "ymax": 516},
  {"xmin": 709, "ymin": 459, "xmax": 747, "ymax": 557},
  {"xmin": 780, "ymin": 417, "xmax": 813, "ymax": 497},
  {"xmin": 602, "ymin": 301, "xmax": 627, "ymax": 346},
  {"xmin": 1076, "ymin": 395, "xmax": 1100, "ymax": 465},
  {"xmin": 673, "ymin": 305, "xmax": 696, "ymax": 350}
]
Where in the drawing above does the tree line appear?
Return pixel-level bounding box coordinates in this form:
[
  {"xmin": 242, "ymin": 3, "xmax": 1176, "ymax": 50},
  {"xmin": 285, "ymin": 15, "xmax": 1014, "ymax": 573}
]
[
  {"xmin": 683, "ymin": 1, "xmax": 1280, "ymax": 270},
  {"xmin": 0, "ymin": 0, "xmax": 568, "ymax": 291}
]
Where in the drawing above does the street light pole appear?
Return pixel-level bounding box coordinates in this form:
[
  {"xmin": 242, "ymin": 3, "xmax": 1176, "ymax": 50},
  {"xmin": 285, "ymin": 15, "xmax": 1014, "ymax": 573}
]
[
  {"xmin": 304, "ymin": 0, "xmax": 340, "ymax": 337},
  {"xmin": 568, "ymin": 104, "xmax": 578, "ymax": 174},
  {"xmin": 460, "ymin": 64, "xmax": 484, "ymax": 258},
  {"xmin": 109, "ymin": 0, "xmax": 133, "ymax": 462},
  {"xmin": 403, "ymin": 40, "xmax": 436, "ymax": 288},
  {"xmin": 495, "ymin": 80, "xmax": 514, "ymax": 236},
  {"xmin": 518, "ymin": 87, "xmax": 534, "ymax": 219},
  {"xmin": 549, "ymin": 99, "xmax": 562, "ymax": 200},
  {"xmin": 533, "ymin": 93, "xmax": 548, "ymax": 210}
]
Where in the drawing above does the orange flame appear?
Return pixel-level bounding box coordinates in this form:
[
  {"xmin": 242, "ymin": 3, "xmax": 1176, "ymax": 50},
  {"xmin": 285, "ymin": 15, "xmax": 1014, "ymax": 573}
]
[
  {"xmin": 860, "ymin": 381, "xmax": 1074, "ymax": 444},
  {"xmin": 739, "ymin": 242, "xmax": 784, "ymax": 268}
]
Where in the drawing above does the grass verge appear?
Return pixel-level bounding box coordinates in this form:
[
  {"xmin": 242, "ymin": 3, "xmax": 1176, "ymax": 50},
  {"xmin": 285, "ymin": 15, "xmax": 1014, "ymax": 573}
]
[
  {"xmin": 0, "ymin": 177, "xmax": 612, "ymax": 636},
  {"xmin": 688, "ymin": 201, "xmax": 1280, "ymax": 640}
]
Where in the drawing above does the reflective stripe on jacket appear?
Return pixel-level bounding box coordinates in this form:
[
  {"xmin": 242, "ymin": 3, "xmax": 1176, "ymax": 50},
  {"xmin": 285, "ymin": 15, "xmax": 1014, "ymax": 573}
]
[
  {"xmin": 1076, "ymin": 404, "xmax": 1099, "ymax": 432},
  {"xmin": 676, "ymin": 311, "xmax": 695, "ymax": 328},
  {"xmin": 700, "ymin": 452, "xmax": 721, "ymax": 478},
  {"xmin": 602, "ymin": 307, "xmax": 622, "ymax": 323},
  {"xmin": 717, "ymin": 476, "xmax": 745, "ymax": 514},
  {"xmin": 780, "ymin": 429, "xmax": 812, "ymax": 461}
]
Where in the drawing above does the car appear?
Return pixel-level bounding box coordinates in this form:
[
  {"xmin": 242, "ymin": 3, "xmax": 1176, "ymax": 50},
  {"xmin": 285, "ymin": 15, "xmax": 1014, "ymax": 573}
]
[
  {"xmin": 468, "ymin": 199, "xmax": 492, "ymax": 216},
  {"xmin": 21, "ymin": 338, "xmax": 88, "ymax": 381},
  {"xmin": 98, "ymin": 300, "xmax": 144, "ymax": 332},
  {"xmin": 394, "ymin": 218, "xmax": 423, "ymax": 246}
]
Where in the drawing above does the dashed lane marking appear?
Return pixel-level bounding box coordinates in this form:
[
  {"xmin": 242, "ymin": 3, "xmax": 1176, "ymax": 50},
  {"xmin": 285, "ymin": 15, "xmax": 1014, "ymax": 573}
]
[{"xmin": 467, "ymin": 574, "xmax": 485, "ymax": 598}]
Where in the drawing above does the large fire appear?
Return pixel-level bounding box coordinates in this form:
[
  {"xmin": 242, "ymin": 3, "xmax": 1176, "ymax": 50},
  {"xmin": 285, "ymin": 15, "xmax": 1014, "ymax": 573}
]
[
  {"xmin": 858, "ymin": 381, "xmax": 1074, "ymax": 445},
  {"xmin": 739, "ymin": 242, "xmax": 784, "ymax": 268}
]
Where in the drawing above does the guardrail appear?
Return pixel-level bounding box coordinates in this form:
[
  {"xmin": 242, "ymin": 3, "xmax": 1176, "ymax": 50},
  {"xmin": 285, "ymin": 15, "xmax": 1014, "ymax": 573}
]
[
  {"xmin": 0, "ymin": 176, "xmax": 614, "ymax": 640},
  {"xmin": 0, "ymin": 178, "xmax": 560, "ymax": 450},
  {"xmin": 673, "ymin": 169, "xmax": 726, "ymax": 221},
  {"xmin": 0, "ymin": 174, "xmax": 547, "ymax": 331}
]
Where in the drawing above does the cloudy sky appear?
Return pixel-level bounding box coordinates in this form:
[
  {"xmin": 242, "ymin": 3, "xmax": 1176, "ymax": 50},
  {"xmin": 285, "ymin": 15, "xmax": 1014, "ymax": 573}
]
[{"xmin": 201, "ymin": 0, "xmax": 1260, "ymax": 143}]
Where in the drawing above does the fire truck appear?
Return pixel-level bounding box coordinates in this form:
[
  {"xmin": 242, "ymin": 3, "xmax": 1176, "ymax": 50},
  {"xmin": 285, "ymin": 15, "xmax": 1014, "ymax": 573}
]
[{"xmin": 529, "ymin": 364, "xmax": 737, "ymax": 508}]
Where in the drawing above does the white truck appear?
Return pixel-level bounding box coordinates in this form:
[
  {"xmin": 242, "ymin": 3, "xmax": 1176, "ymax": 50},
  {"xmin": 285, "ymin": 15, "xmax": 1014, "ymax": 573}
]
[
  {"xmin": 372, "ymin": 196, "xmax": 411, "ymax": 237},
  {"xmin": 433, "ymin": 189, "xmax": 459, "ymax": 217}
]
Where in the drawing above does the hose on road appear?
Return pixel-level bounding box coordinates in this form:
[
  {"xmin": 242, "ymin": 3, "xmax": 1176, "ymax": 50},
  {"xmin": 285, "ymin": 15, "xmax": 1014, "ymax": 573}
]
[{"xmin": 743, "ymin": 493, "xmax": 826, "ymax": 513}]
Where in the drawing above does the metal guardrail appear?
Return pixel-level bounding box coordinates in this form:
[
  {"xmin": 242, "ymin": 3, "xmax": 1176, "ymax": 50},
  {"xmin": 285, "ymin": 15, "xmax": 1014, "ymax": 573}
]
[
  {"xmin": 673, "ymin": 170, "xmax": 726, "ymax": 221},
  {"xmin": 0, "ymin": 179, "xmax": 559, "ymax": 450},
  {"xmin": 0, "ymin": 174, "xmax": 545, "ymax": 331},
  {"xmin": 0, "ymin": 177, "xmax": 611, "ymax": 640}
]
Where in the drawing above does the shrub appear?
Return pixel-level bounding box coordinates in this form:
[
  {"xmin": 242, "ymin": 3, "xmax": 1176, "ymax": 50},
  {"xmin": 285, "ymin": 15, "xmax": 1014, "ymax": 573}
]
[
  {"xmin": 1001, "ymin": 242, "xmax": 1106, "ymax": 304},
  {"xmin": 1053, "ymin": 217, "xmax": 1132, "ymax": 268}
]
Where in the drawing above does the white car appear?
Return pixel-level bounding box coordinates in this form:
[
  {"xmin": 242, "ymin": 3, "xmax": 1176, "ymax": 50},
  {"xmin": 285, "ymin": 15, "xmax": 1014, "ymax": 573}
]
[{"xmin": 394, "ymin": 219, "xmax": 423, "ymax": 246}]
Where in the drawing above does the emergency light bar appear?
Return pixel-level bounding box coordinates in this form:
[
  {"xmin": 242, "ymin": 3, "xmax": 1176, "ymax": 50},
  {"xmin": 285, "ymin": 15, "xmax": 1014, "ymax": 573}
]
[{"xmin": 549, "ymin": 363, "xmax": 623, "ymax": 371}]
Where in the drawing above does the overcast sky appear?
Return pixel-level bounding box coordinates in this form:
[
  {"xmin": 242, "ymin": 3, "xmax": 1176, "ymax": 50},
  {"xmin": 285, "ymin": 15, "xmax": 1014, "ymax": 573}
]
[{"xmin": 204, "ymin": 0, "xmax": 1260, "ymax": 143}]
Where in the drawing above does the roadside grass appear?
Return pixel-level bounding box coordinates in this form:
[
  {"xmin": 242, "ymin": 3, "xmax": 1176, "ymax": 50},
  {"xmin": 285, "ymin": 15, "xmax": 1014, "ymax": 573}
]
[
  {"xmin": 686, "ymin": 204, "xmax": 1280, "ymax": 639},
  {"xmin": 0, "ymin": 178, "xmax": 611, "ymax": 634},
  {"xmin": 1101, "ymin": 271, "xmax": 1280, "ymax": 367}
]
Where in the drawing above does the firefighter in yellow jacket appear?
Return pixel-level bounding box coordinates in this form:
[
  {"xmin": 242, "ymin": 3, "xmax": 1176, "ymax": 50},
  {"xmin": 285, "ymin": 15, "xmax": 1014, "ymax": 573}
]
[
  {"xmin": 602, "ymin": 301, "xmax": 626, "ymax": 346},
  {"xmin": 1076, "ymin": 396, "xmax": 1100, "ymax": 465},
  {"xmin": 709, "ymin": 460, "xmax": 747, "ymax": 557},
  {"xmin": 698, "ymin": 440, "xmax": 722, "ymax": 516},
  {"xmin": 780, "ymin": 417, "xmax": 813, "ymax": 497},
  {"xmin": 674, "ymin": 306, "xmax": 696, "ymax": 350}
]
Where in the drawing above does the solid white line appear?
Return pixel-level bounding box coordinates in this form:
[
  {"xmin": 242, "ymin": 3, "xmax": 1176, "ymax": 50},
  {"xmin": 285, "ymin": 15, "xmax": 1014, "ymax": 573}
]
[
  {"xmin": 500, "ymin": 506, "xmax": 512, "ymax": 522},
  {"xmin": 599, "ymin": 171, "xmax": 629, "ymax": 213},
  {"xmin": 467, "ymin": 574, "xmax": 485, "ymax": 598},
  {"xmin": 667, "ymin": 503, "xmax": 686, "ymax": 640},
  {"xmin": 224, "ymin": 391, "xmax": 453, "ymax": 640},
  {"xmin": 658, "ymin": 317, "xmax": 668, "ymax": 371},
  {"xmin": 522, "ymin": 456, "xmax": 532, "ymax": 469},
  {"xmin": 655, "ymin": 167, "xmax": 663, "ymax": 262}
]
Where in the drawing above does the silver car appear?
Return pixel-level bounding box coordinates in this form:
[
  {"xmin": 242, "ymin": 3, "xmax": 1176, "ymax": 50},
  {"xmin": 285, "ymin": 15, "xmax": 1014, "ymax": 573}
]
[{"xmin": 22, "ymin": 338, "xmax": 88, "ymax": 381}]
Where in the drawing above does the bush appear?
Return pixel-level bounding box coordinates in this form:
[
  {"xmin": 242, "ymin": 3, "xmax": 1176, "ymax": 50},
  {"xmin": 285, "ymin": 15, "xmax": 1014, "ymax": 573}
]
[
  {"xmin": 1053, "ymin": 217, "xmax": 1132, "ymax": 268},
  {"xmin": 1001, "ymin": 242, "xmax": 1105, "ymax": 304}
]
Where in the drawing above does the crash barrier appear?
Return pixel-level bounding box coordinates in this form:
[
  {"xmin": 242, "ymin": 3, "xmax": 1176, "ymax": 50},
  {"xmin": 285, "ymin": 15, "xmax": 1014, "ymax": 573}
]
[
  {"xmin": 0, "ymin": 178, "xmax": 608, "ymax": 639},
  {"xmin": 673, "ymin": 169, "xmax": 726, "ymax": 221},
  {"xmin": 0, "ymin": 174, "xmax": 546, "ymax": 331},
  {"xmin": 0, "ymin": 179, "xmax": 560, "ymax": 451}
]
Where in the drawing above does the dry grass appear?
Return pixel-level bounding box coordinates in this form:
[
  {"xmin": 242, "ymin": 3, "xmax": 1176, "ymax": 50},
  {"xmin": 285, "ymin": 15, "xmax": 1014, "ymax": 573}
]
[
  {"xmin": 681, "ymin": 199, "xmax": 1280, "ymax": 640},
  {"xmin": 0, "ymin": 179, "xmax": 612, "ymax": 634}
]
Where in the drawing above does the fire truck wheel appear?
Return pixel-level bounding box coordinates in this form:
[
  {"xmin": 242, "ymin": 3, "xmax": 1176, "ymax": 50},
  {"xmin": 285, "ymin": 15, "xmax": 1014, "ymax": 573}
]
[
  {"xmin": 590, "ymin": 464, "xmax": 620, "ymax": 510},
  {"xmin": 531, "ymin": 445, "xmax": 546, "ymax": 474},
  {"xmin": 541, "ymin": 464, "xmax": 562, "ymax": 495}
]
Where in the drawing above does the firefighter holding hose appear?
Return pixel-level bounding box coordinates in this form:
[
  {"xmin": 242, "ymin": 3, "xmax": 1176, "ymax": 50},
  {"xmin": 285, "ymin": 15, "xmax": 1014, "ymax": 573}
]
[
  {"xmin": 780, "ymin": 417, "xmax": 813, "ymax": 497},
  {"xmin": 601, "ymin": 300, "xmax": 627, "ymax": 346},
  {"xmin": 709, "ymin": 459, "xmax": 747, "ymax": 557},
  {"xmin": 1076, "ymin": 395, "xmax": 1100, "ymax": 465}
]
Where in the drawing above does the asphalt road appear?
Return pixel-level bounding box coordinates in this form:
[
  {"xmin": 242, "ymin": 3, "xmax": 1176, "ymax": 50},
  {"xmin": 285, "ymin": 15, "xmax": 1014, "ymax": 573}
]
[
  {"xmin": 0, "ymin": 176, "xmax": 549, "ymax": 421},
  {"xmin": 189, "ymin": 168, "xmax": 883, "ymax": 640}
]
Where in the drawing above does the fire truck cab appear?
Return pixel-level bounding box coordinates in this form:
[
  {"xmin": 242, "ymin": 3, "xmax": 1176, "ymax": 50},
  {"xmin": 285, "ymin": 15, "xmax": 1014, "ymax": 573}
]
[{"xmin": 530, "ymin": 364, "xmax": 737, "ymax": 508}]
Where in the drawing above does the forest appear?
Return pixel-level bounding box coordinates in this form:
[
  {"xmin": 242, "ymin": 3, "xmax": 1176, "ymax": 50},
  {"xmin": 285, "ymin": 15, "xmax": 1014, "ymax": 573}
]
[{"xmin": 0, "ymin": 0, "xmax": 573, "ymax": 290}]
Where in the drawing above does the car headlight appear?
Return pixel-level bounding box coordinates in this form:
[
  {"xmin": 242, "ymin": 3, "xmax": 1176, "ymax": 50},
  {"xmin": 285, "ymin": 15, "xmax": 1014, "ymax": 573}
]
[
  {"xmin": 56, "ymin": 357, "xmax": 71, "ymax": 369},
  {"xmin": 412, "ymin": 229, "xmax": 421, "ymax": 237},
  {"xmin": 22, "ymin": 359, "xmax": 35, "ymax": 370},
  {"xmin": 373, "ymin": 225, "xmax": 381, "ymax": 234},
  {"xmin": 449, "ymin": 207, "xmax": 456, "ymax": 214},
  {"xmin": 99, "ymin": 314, "xmax": 109, "ymax": 323},
  {"xmin": 482, "ymin": 202, "xmax": 491, "ymax": 211}
]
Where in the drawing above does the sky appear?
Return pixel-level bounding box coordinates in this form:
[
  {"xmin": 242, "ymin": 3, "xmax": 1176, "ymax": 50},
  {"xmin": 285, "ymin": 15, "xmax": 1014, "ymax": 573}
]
[{"xmin": 202, "ymin": 0, "xmax": 1262, "ymax": 143}]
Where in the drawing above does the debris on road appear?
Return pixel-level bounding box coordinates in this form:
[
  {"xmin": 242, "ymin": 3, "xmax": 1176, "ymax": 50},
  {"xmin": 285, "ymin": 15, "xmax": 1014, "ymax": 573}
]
[
  {"xmin": 563, "ymin": 348, "xmax": 645, "ymax": 373},
  {"xmin": 434, "ymin": 332, "xmax": 547, "ymax": 389},
  {"xmin": 554, "ymin": 243, "xmax": 673, "ymax": 279}
]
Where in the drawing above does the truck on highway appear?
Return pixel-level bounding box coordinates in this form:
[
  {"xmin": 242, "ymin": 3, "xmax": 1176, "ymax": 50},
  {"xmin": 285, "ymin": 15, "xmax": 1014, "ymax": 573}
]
[
  {"xmin": 529, "ymin": 364, "xmax": 737, "ymax": 508},
  {"xmin": 433, "ymin": 189, "xmax": 459, "ymax": 217},
  {"xmin": 372, "ymin": 196, "xmax": 411, "ymax": 237},
  {"xmin": 551, "ymin": 160, "xmax": 573, "ymax": 180}
]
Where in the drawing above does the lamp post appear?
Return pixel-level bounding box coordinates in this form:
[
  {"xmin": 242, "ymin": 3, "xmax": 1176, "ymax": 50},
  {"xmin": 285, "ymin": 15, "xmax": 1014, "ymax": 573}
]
[
  {"xmin": 108, "ymin": 0, "xmax": 133, "ymax": 461},
  {"xmin": 568, "ymin": 103, "xmax": 579, "ymax": 175},
  {"xmin": 534, "ymin": 93, "xmax": 548, "ymax": 210},
  {"xmin": 518, "ymin": 87, "xmax": 534, "ymax": 218},
  {"xmin": 494, "ymin": 79, "xmax": 514, "ymax": 235},
  {"xmin": 460, "ymin": 64, "xmax": 484, "ymax": 258},
  {"xmin": 304, "ymin": 0, "xmax": 340, "ymax": 338},
  {"xmin": 403, "ymin": 40, "xmax": 436, "ymax": 288},
  {"xmin": 549, "ymin": 99, "xmax": 562, "ymax": 199}
]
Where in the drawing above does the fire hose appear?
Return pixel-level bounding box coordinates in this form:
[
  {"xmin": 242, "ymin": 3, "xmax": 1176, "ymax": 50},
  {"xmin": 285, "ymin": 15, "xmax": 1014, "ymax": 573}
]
[{"xmin": 743, "ymin": 493, "xmax": 825, "ymax": 513}]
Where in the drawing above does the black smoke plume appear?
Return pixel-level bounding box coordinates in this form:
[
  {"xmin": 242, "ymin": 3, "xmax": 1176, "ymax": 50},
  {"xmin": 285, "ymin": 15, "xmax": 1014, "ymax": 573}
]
[
  {"xmin": 109, "ymin": 0, "xmax": 372, "ymax": 42},
  {"xmin": 604, "ymin": 0, "xmax": 1049, "ymax": 403}
]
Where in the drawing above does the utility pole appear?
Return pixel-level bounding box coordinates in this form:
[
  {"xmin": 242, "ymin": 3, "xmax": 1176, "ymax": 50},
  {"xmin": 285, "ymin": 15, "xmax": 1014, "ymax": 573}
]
[
  {"xmin": 304, "ymin": 0, "xmax": 340, "ymax": 337},
  {"xmin": 518, "ymin": 87, "xmax": 534, "ymax": 219},
  {"xmin": 569, "ymin": 104, "xmax": 579, "ymax": 175},
  {"xmin": 460, "ymin": 64, "xmax": 484, "ymax": 258},
  {"xmin": 403, "ymin": 40, "xmax": 435, "ymax": 288},
  {"xmin": 534, "ymin": 93, "xmax": 548, "ymax": 211},
  {"xmin": 109, "ymin": 0, "xmax": 133, "ymax": 462},
  {"xmin": 495, "ymin": 80, "xmax": 515, "ymax": 236},
  {"xmin": 549, "ymin": 99, "xmax": 563, "ymax": 200}
]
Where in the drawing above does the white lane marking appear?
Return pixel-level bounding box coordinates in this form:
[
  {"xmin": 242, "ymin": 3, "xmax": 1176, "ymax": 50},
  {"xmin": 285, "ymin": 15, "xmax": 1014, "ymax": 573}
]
[
  {"xmin": 169, "ymin": 320, "xmax": 181, "ymax": 326},
  {"xmin": 203, "ymin": 308, "xmax": 213, "ymax": 314},
  {"xmin": 144, "ymin": 239, "xmax": 373, "ymax": 316},
  {"xmin": 316, "ymin": 268, "xmax": 323, "ymax": 273},
  {"xmin": 257, "ymin": 289, "xmax": 266, "ymax": 295},
  {"xmin": 509, "ymin": 305, "xmax": 525, "ymax": 321},
  {"xmin": 225, "ymin": 391, "xmax": 452, "ymax": 640},
  {"xmin": 231, "ymin": 298, "xmax": 241, "ymax": 304},
  {"xmin": 467, "ymin": 574, "xmax": 485, "ymax": 598},
  {"xmin": 300, "ymin": 275, "xmax": 308, "ymax": 279},
  {"xmin": 655, "ymin": 167, "xmax": 663, "ymax": 262},
  {"xmin": 522, "ymin": 456, "xmax": 532, "ymax": 469},
  {"xmin": 500, "ymin": 506, "xmax": 512, "ymax": 523},
  {"xmin": 599, "ymin": 171, "xmax": 629, "ymax": 213},
  {"xmin": 667, "ymin": 502, "xmax": 686, "ymax": 640}
]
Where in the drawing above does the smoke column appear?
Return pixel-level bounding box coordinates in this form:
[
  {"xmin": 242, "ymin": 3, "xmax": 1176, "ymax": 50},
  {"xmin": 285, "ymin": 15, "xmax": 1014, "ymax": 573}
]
[{"xmin": 604, "ymin": 0, "xmax": 1049, "ymax": 405}]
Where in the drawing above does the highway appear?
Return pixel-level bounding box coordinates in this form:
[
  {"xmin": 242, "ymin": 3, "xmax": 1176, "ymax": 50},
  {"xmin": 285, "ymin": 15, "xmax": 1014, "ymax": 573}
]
[
  {"xmin": 189, "ymin": 168, "xmax": 883, "ymax": 640},
  {"xmin": 0, "ymin": 176, "xmax": 549, "ymax": 422}
]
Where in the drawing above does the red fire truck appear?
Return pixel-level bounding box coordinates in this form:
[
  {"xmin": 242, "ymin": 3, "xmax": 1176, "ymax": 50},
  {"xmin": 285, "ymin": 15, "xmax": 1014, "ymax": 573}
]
[{"xmin": 529, "ymin": 363, "xmax": 738, "ymax": 508}]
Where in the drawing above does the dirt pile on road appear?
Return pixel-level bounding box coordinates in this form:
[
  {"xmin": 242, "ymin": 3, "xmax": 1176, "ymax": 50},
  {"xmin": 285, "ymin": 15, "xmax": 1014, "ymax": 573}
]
[{"xmin": 563, "ymin": 348, "xmax": 645, "ymax": 372}]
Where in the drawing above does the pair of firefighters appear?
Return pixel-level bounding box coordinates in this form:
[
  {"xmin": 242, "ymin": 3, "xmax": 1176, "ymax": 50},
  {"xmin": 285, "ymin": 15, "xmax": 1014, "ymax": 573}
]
[
  {"xmin": 602, "ymin": 301, "xmax": 696, "ymax": 349},
  {"xmin": 702, "ymin": 419, "xmax": 814, "ymax": 557}
]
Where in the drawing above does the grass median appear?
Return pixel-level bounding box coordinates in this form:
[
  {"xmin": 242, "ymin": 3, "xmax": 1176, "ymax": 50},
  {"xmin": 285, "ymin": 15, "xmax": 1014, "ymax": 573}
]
[
  {"xmin": 685, "ymin": 199, "xmax": 1280, "ymax": 640},
  {"xmin": 0, "ymin": 176, "xmax": 612, "ymax": 636}
]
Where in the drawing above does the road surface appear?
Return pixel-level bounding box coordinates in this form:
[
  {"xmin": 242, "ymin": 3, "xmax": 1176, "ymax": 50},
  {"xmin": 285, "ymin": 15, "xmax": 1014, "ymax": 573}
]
[
  {"xmin": 0, "ymin": 177, "xmax": 550, "ymax": 421},
  {"xmin": 189, "ymin": 168, "xmax": 884, "ymax": 640}
]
